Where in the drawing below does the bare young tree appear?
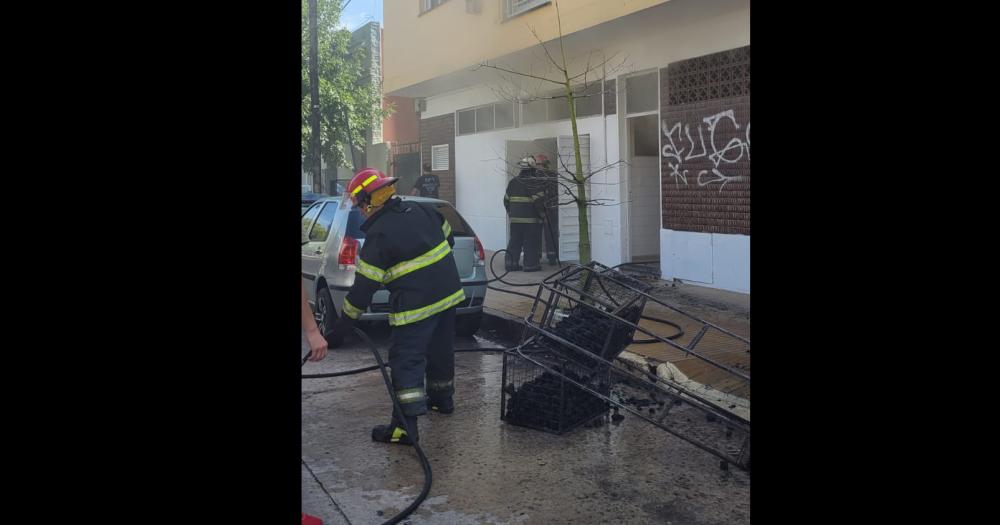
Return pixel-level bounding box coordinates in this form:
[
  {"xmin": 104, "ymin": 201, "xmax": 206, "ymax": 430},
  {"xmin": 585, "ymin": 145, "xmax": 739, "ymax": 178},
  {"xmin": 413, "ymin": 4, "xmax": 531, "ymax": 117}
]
[{"xmin": 475, "ymin": 0, "xmax": 628, "ymax": 264}]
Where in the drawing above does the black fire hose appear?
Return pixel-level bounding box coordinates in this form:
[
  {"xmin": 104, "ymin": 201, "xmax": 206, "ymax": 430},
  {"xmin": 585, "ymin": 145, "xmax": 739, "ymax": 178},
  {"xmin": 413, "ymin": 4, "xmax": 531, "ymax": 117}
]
[
  {"xmin": 486, "ymin": 250, "xmax": 684, "ymax": 342},
  {"xmin": 355, "ymin": 326, "xmax": 432, "ymax": 525},
  {"xmin": 301, "ymin": 329, "xmax": 512, "ymax": 525}
]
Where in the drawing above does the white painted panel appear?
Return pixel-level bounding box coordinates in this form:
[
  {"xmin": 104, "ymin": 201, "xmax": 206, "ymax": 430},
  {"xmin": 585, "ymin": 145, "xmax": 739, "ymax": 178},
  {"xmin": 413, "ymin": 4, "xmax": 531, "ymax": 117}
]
[
  {"xmin": 711, "ymin": 233, "xmax": 750, "ymax": 293},
  {"xmin": 593, "ymin": 115, "xmax": 623, "ymax": 267},
  {"xmin": 557, "ymin": 134, "xmax": 590, "ymax": 262},
  {"xmin": 660, "ymin": 229, "xmax": 713, "ymax": 284}
]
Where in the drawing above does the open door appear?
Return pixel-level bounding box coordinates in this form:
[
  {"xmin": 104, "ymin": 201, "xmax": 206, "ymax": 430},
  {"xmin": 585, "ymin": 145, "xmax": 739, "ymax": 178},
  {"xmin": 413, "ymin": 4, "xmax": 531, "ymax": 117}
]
[
  {"xmin": 626, "ymin": 115, "xmax": 661, "ymax": 261},
  {"xmin": 556, "ymin": 134, "xmax": 590, "ymax": 262}
]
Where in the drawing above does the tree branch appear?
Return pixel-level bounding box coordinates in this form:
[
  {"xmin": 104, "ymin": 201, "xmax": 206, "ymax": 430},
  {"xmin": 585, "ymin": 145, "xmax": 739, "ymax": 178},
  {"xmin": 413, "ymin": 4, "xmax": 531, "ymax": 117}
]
[
  {"xmin": 529, "ymin": 25, "xmax": 566, "ymax": 73},
  {"xmin": 474, "ymin": 62, "xmax": 564, "ymax": 86}
]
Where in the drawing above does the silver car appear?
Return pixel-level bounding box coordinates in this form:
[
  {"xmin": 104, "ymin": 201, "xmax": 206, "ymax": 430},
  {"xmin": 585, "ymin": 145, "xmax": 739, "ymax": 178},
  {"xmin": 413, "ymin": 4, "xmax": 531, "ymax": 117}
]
[{"xmin": 302, "ymin": 195, "xmax": 488, "ymax": 340}]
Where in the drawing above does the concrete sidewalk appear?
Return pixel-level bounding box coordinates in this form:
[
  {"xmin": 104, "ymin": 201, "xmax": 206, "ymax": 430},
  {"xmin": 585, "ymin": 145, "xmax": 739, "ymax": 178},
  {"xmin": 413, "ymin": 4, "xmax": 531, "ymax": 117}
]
[
  {"xmin": 302, "ymin": 327, "xmax": 751, "ymax": 524},
  {"xmin": 482, "ymin": 251, "xmax": 751, "ymax": 401}
]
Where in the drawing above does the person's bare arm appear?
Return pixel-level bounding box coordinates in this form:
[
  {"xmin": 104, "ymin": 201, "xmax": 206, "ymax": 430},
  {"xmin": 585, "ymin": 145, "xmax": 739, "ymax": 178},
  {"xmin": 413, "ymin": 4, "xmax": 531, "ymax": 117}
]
[{"xmin": 302, "ymin": 280, "xmax": 328, "ymax": 361}]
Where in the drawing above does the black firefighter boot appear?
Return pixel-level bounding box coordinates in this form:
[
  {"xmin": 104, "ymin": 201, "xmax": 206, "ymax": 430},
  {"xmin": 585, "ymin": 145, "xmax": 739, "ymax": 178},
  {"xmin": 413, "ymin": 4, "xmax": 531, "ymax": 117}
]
[
  {"xmin": 504, "ymin": 254, "xmax": 522, "ymax": 272},
  {"xmin": 429, "ymin": 396, "xmax": 454, "ymax": 414},
  {"xmin": 371, "ymin": 413, "xmax": 419, "ymax": 446}
]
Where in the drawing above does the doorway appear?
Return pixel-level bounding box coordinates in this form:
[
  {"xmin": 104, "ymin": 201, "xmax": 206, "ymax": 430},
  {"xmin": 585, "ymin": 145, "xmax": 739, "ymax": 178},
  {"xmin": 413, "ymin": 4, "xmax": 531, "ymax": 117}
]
[
  {"xmin": 626, "ymin": 114, "xmax": 661, "ymax": 262},
  {"xmin": 505, "ymin": 138, "xmax": 562, "ymax": 263}
]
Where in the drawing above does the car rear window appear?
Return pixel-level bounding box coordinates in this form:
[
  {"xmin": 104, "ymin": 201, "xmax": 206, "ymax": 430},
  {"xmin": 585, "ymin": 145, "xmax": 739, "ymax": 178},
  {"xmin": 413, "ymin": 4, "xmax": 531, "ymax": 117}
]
[{"xmin": 433, "ymin": 204, "xmax": 474, "ymax": 237}]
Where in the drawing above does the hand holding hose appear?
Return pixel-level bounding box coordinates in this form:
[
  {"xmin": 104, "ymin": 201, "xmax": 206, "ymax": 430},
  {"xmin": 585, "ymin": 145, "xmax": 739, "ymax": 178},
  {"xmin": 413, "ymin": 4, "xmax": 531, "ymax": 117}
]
[
  {"xmin": 306, "ymin": 330, "xmax": 328, "ymax": 361},
  {"xmin": 303, "ymin": 280, "xmax": 328, "ymax": 361}
]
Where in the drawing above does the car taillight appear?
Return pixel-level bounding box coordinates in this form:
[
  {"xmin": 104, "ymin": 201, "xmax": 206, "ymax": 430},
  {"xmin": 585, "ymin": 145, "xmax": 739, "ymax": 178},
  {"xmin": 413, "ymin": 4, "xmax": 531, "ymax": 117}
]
[
  {"xmin": 339, "ymin": 236, "xmax": 359, "ymax": 266},
  {"xmin": 474, "ymin": 236, "xmax": 485, "ymax": 261}
]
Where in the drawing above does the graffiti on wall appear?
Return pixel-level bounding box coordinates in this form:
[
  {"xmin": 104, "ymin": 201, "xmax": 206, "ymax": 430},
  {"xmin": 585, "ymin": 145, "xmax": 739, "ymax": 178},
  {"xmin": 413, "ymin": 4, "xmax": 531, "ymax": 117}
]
[{"xmin": 661, "ymin": 109, "xmax": 750, "ymax": 192}]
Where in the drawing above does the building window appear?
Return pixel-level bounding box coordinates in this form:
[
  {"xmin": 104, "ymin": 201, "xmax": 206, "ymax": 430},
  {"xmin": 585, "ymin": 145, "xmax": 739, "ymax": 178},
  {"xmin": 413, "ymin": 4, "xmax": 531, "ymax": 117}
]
[
  {"xmin": 520, "ymin": 98, "xmax": 548, "ymax": 126},
  {"xmin": 519, "ymin": 81, "xmax": 604, "ymax": 125},
  {"xmin": 457, "ymin": 109, "xmax": 476, "ymax": 135},
  {"xmin": 420, "ymin": 0, "xmax": 449, "ymax": 14},
  {"xmin": 505, "ymin": 0, "xmax": 549, "ymax": 19},
  {"xmin": 431, "ymin": 144, "xmax": 449, "ymax": 171},
  {"xmin": 475, "ymin": 106, "xmax": 495, "ymax": 132},
  {"xmin": 573, "ymin": 82, "xmax": 603, "ymax": 117},
  {"xmin": 625, "ymin": 71, "xmax": 659, "ymax": 115},
  {"xmin": 495, "ymin": 102, "xmax": 515, "ymax": 128},
  {"xmin": 456, "ymin": 102, "xmax": 517, "ymax": 135}
]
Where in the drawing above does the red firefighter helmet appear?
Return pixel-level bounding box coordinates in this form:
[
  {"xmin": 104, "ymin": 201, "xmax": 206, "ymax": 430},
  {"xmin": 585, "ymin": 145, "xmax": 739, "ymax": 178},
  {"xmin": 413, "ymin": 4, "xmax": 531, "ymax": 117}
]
[{"xmin": 346, "ymin": 168, "xmax": 397, "ymax": 206}]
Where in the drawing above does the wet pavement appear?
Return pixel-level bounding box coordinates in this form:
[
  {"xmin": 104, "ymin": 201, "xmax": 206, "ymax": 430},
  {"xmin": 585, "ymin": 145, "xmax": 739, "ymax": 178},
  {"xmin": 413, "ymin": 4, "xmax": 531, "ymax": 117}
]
[{"xmin": 301, "ymin": 325, "xmax": 750, "ymax": 525}]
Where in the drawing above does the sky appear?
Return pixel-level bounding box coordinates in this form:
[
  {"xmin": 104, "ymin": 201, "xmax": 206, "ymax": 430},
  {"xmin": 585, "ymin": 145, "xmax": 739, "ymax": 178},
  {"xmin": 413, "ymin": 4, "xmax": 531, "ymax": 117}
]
[{"xmin": 339, "ymin": 0, "xmax": 383, "ymax": 31}]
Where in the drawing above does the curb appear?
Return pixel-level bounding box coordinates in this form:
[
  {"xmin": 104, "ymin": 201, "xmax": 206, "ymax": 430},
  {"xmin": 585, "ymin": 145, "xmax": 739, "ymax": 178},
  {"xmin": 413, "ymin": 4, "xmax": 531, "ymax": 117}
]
[{"xmin": 480, "ymin": 307, "xmax": 528, "ymax": 343}]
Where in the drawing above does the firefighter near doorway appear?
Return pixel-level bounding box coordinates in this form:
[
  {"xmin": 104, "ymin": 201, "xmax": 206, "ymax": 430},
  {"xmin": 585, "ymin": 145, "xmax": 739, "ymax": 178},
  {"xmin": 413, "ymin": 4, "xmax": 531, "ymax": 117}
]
[{"xmin": 504, "ymin": 155, "xmax": 552, "ymax": 272}]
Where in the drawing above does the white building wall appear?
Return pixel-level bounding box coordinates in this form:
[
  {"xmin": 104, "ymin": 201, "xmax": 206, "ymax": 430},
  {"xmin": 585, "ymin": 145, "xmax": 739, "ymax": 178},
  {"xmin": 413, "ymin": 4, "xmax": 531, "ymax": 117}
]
[
  {"xmin": 660, "ymin": 230, "xmax": 750, "ymax": 294},
  {"xmin": 420, "ymin": 0, "xmax": 750, "ymax": 289},
  {"xmin": 453, "ymin": 114, "xmax": 620, "ymax": 263},
  {"xmin": 424, "ymin": 85, "xmax": 499, "ymax": 120},
  {"xmin": 421, "ymin": 0, "xmax": 749, "ymax": 117}
]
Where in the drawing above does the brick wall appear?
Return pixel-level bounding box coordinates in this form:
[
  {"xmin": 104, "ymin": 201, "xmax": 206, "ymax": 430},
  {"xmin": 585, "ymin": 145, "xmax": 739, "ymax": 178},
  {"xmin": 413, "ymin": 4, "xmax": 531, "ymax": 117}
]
[
  {"xmin": 419, "ymin": 113, "xmax": 456, "ymax": 205},
  {"xmin": 660, "ymin": 46, "xmax": 750, "ymax": 235}
]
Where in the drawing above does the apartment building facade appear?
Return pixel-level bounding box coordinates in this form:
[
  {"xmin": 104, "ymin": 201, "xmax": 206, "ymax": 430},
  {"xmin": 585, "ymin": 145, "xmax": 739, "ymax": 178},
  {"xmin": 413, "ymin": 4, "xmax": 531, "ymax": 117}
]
[{"xmin": 385, "ymin": 0, "xmax": 750, "ymax": 293}]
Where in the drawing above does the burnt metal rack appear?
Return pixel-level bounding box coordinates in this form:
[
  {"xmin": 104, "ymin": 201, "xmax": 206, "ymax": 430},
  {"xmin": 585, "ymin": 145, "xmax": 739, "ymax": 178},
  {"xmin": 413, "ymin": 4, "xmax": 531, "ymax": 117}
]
[{"xmin": 500, "ymin": 261, "xmax": 751, "ymax": 471}]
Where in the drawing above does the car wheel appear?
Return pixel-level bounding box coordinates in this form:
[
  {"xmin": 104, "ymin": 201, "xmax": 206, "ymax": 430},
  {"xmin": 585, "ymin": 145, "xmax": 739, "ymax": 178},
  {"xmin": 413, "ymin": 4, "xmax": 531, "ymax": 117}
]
[
  {"xmin": 455, "ymin": 312, "xmax": 483, "ymax": 337},
  {"xmin": 316, "ymin": 286, "xmax": 345, "ymax": 348}
]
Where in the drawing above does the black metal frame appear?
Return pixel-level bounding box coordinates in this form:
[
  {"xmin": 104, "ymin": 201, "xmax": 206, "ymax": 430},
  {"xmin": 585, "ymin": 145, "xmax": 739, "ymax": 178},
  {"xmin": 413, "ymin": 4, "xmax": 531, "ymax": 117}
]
[
  {"xmin": 501, "ymin": 261, "xmax": 752, "ymax": 470},
  {"xmin": 500, "ymin": 347, "xmax": 611, "ymax": 435}
]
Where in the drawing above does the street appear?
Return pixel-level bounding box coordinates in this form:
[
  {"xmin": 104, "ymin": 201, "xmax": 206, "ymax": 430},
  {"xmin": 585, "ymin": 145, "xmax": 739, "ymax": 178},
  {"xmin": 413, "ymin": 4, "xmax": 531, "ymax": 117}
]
[{"xmin": 301, "ymin": 324, "xmax": 750, "ymax": 525}]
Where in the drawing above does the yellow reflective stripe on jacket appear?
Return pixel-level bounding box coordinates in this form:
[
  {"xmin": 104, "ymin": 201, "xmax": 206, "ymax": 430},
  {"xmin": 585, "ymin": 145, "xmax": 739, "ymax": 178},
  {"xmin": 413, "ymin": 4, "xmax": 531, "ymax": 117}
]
[
  {"xmin": 383, "ymin": 239, "xmax": 451, "ymax": 284},
  {"xmin": 441, "ymin": 220, "xmax": 452, "ymax": 238},
  {"xmin": 507, "ymin": 196, "xmax": 533, "ymax": 203},
  {"xmin": 531, "ymin": 192, "xmax": 546, "ymax": 202},
  {"xmin": 388, "ymin": 289, "xmax": 466, "ymax": 326},
  {"xmin": 342, "ymin": 298, "xmax": 364, "ymax": 319},
  {"xmin": 391, "ymin": 427, "xmax": 407, "ymax": 442},
  {"xmin": 510, "ymin": 217, "xmax": 541, "ymax": 223},
  {"xmin": 355, "ymin": 258, "xmax": 387, "ymax": 283}
]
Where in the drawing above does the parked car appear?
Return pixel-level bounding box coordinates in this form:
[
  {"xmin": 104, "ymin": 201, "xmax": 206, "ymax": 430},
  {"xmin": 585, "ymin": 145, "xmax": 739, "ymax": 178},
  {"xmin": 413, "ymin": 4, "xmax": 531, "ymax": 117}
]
[
  {"xmin": 302, "ymin": 183, "xmax": 345, "ymax": 214},
  {"xmin": 302, "ymin": 190, "xmax": 326, "ymax": 214},
  {"xmin": 302, "ymin": 195, "xmax": 488, "ymax": 340}
]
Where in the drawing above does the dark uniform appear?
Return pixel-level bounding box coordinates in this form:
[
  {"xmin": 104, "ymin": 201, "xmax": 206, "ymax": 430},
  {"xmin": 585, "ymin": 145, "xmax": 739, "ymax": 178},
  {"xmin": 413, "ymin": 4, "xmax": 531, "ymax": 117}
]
[
  {"xmin": 413, "ymin": 173, "xmax": 440, "ymax": 198},
  {"xmin": 340, "ymin": 196, "xmax": 464, "ymax": 429},
  {"xmin": 504, "ymin": 168, "xmax": 546, "ymax": 270}
]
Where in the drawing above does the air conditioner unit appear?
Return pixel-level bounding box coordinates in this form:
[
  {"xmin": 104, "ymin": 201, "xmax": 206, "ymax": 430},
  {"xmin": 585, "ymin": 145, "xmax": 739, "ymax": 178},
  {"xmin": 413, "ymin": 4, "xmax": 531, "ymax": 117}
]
[{"xmin": 414, "ymin": 98, "xmax": 427, "ymax": 113}]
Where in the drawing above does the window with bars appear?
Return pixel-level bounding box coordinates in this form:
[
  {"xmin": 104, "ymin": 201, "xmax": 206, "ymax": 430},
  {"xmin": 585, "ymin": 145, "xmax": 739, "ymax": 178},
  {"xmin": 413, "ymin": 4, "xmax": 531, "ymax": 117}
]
[
  {"xmin": 431, "ymin": 144, "xmax": 449, "ymax": 171},
  {"xmin": 505, "ymin": 0, "xmax": 549, "ymax": 19},
  {"xmin": 456, "ymin": 102, "xmax": 517, "ymax": 135}
]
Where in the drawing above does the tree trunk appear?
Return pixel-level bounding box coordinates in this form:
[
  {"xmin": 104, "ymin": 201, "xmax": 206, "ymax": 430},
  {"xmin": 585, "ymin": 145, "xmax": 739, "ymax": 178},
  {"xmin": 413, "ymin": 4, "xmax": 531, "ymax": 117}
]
[
  {"xmin": 565, "ymin": 81, "xmax": 591, "ymax": 264},
  {"xmin": 308, "ymin": 0, "xmax": 323, "ymax": 193}
]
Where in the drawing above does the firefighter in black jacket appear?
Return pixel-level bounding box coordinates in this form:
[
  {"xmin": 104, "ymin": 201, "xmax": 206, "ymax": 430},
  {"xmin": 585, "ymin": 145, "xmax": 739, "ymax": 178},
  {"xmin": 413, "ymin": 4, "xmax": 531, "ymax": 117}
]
[
  {"xmin": 503, "ymin": 156, "xmax": 546, "ymax": 271},
  {"xmin": 330, "ymin": 167, "xmax": 465, "ymax": 446}
]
